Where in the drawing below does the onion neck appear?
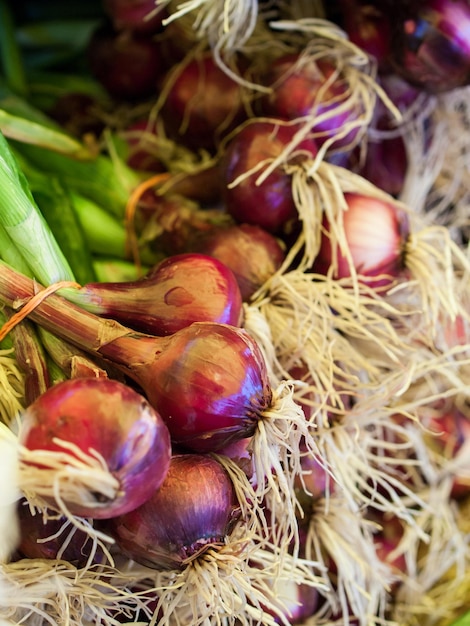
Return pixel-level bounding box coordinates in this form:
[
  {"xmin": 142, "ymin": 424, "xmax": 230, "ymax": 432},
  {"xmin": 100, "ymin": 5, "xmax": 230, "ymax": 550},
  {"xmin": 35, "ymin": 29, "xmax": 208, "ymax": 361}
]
[
  {"xmin": 59, "ymin": 281, "xmax": 147, "ymax": 317},
  {"xmin": 0, "ymin": 261, "xmax": 163, "ymax": 375}
]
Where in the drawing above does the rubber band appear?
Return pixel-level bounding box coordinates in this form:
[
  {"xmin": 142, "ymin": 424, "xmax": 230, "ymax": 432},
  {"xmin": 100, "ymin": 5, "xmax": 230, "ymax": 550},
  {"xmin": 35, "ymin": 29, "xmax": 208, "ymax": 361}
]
[
  {"xmin": 124, "ymin": 172, "xmax": 172, "ymax": 273},
  {"xmin": 0, "ymin": 280, "xmax": 81, "ymax": 343}
]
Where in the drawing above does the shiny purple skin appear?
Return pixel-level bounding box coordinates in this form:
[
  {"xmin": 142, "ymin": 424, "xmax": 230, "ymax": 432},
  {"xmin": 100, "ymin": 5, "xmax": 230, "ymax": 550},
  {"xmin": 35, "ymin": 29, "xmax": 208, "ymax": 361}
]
[
  {"xmin": 76, "ymin": 253, "xmax": 244, "ymax": 335},
  {"xmin": 356, "ymin": 133, "xmax": 408, "ymax": 197},
  {"xmin": 20, "ymin": 378, "xmax": 172, "ymax": 519},
  {"xmin": 123, "ymin": 322, "xmax": 273, "ymax": 452},
  {"xmin": 221, "ymin": 121, "xmax": 318, "ymax": 234},
  {"xmin": 107, "ymin": 454, "xmax": 241, "ymax": 571},
  {"xmin": 390, "ymin": 0, "xmax": 470, "ymax": 93},
  {"xmin": 17, "ymin": 500, "xmax": 105, "ymax": 566},
  {"xmin": 261, "ymin": 55, "xmax": 362, "ymax": 150}
]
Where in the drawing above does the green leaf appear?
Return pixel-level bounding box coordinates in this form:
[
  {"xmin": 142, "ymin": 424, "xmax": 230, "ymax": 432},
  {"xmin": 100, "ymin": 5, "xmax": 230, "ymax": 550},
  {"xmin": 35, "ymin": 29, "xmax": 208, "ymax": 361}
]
[
  {"xmin": 0, "ymin": 107, "xmax": 92, "ymax": 157},
  {"xmin": 0, "ymin": 131, "xmax": 75, "ymax": 284}
]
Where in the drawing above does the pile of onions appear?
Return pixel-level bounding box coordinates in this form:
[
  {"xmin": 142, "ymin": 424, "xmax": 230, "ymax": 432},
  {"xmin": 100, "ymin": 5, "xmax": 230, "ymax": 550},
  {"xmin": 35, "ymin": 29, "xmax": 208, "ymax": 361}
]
[{"xmin": 0, "ymin": 260, "xmax": 319, "ymax": 558}]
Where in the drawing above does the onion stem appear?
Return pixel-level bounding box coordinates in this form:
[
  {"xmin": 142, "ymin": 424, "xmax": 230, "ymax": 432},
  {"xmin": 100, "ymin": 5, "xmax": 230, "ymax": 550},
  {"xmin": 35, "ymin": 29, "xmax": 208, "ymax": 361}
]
[{"xmin": 0, "ymin": 133, "xmax": 75, "ymax": 285}]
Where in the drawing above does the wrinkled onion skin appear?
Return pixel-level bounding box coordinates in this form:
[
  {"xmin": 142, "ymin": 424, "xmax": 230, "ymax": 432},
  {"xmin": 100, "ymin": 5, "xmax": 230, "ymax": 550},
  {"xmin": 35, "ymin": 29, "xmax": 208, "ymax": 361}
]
[
  {"xmin": 20, "ymin": 378, "xmax": 172, "ymax": 518},
  {"xmin": 313, "ymin": 192, "xmax": 409, "ymax": 288},
  {"xmin": 127, "ymin": 323, "xmax": 273, "ymax": 452},
  {"xmin": 78, "ymin": 253, "xmax": 244, "ymax": 334},
  {"xmin": 222, "ymin": 121, "xmax": 318, "ymax": 234},
  {"xmin": 107, "ymin": 454, "xmax": 241, "ymax": 570}
]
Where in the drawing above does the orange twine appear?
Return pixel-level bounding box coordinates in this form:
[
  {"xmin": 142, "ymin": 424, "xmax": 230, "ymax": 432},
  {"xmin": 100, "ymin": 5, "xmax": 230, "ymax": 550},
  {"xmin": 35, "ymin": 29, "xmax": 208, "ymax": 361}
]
[
  {"xmin": 0, "ymin": 280, "xmax": 81, "ymax": 343},
  {"xmin": 125, "ymin": 172, "xmax": 172, "ymax": 274}
]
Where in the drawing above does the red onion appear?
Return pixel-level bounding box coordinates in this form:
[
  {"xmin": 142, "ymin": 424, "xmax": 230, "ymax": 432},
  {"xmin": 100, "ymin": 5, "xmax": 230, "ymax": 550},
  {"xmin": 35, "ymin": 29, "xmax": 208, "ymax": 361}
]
[
  {"xmin": 312, "ymin": 192, "xmax": 410, "ymax": 289},
  {"xmin": 105, "ymin": 452, "xmax": 318, "ymax": 625},
  {"xmin": 337, "ymin": 0, "xmax": 392, "ymax": 69},
  {"xmin": 295, "ymin": 448, "xmax": 336, "ymax": 509},
  {"xmin": 352, "ymin": 72, "xmax": 425, "ymax": 196},
  {"xmin": 107, "ymin": 453, "xmax": 241, "ymax": 570},
  {"xmin": 0, "ymin": 262, "xmax": 314, "ymax": 547},
  {"xmin": 388, "ymin": 0, "xmax": 470, "ymax": 93},
  {"xmin": 62, "ymin": 253, "xmax": 244, "ymax": 335},
  {"xmin": 160, "ymin": 53, "xmax": 248, "ymax": 152},
  {"xmin": 260, "ymin": 54, "xmax": 363, "ymax": 151},
  {"xmin": 19, "ymin": 377, "xmax": 172, "ymax": 519},
  {"xmin": 17, "ymin": 500, "xmax": 105, "ymax": 567},
  {"xmin": 87, "ymin": 24, "xmax": 165, "ymax": 100},
  {"xmin": 102, "ymin": 0, "xmax": 167, "ymax": 34},
  {"xmin": 189, "ymin": 223, "xmax": 286, "ymax": 300},
  {"xmin": 136, "ymin": 192, "xmax": 285, "ymax": 299},
  {"xmin": 221, "ymin": 120, "xmax": 318, "ymax": 234},
  {"xmin": 0, "ymin": 263, "xmax": 271, "ymax": 452},
  {"xmin": 353, "ymin": 132, "xmax": 408, "ymax": 197}
]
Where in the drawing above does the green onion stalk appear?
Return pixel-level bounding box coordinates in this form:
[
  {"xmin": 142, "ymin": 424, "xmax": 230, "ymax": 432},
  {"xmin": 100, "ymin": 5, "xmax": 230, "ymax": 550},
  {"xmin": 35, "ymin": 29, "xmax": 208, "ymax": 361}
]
[{"xmin": 0, "ymin": 130, "xmax": 75, "ymax": 285}]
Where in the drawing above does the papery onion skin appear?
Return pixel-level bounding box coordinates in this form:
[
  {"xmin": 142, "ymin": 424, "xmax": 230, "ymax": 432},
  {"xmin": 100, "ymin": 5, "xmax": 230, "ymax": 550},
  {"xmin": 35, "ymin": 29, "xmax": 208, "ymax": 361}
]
[
  {"xmin": 20, "ymin": 378, "xmax": 172, "ymax": 518},
  {"xmin": 312, "ymin": 192, "xmax": 410, "ymax": 288},
  {"xmin": 222, "ymin": 121, "xmax": 318, "ymax": 234},
  {"xmin": 67, "ymin": 253, "xmax": 244, "ymax": 334},
  {"xmin": 106, "ymin": 453, "xmax": 241, "ymax": 571}
]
